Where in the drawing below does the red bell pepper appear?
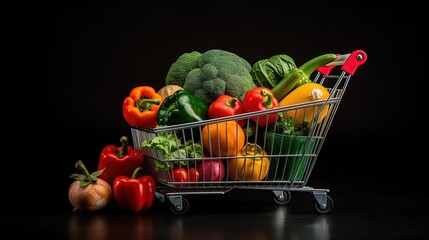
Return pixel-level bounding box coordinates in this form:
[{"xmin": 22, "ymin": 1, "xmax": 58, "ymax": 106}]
[
  {"xmin": 113, "ymin": 167, "xmax": 156, "ymax": 213},
  {"xmin": 242, "ymin": 87, "xmax": 279, "ymax": 126},
  {"xmin": 208, "ymin": 95, "xmax": 245, "ymax": 126},
  {"xmin": 97, "ymin": 136, "xmax": 144, "ymax": 187},
  {"xmin": 123, "ymin": 85, "xmax": 164, "ymax": 129}
]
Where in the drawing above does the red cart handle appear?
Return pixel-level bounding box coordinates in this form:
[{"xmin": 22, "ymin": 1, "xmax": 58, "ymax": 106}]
[{"xmin": 317, "ymin": 50, "xmax": 367, "ymax": 75}]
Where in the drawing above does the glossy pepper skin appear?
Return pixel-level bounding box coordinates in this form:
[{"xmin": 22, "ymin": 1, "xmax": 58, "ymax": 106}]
[
  {"xmin": 208, "ymin": 95, "xmax": 245, "ymax": 127},
  {"xmin": 97, "ymin": 136, "xmax": 144, "ymax": 187},
  {"xmin": 113, "ymin": 167, "xmax": 156, "ymax": 213},
  {"xmin": 123, "ymin": 85, "xmax": 164, "ymax": 129},
  {"xmin": 157, "ymin": 89, "xmax": 208, "ymax": 126},
  {"xmin": 270, "ymin": 53, "xmax": 337, "ymax": 101},
  {"xmin": 242, "ymin": 87, "xmax": 279, "ymax": 126},
  {"xmin": 228, "ymin": 143, "xmax": 270, "ymax": 181}
]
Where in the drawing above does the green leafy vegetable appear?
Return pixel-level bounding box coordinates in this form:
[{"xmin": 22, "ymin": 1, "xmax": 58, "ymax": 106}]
[
  {"xmin": 250, "ymin": 54, "xmax": 297, "ymax": 88},
  {"xmin": 271, "ymin": 112, "xmax": 310, "ymax": 136},
  {"xmin": 141, "ymin": 131, "xmax": 203, "ymax": 170}
]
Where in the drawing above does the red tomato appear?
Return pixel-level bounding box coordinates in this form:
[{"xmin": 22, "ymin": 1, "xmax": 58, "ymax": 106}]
[
  {"xmin": 188, "ymin": 167, "xmax": 201, "ymax": 182},
  {"xmin": 172, "ymin": 166, "xmax": 188, "ymax": 186}
]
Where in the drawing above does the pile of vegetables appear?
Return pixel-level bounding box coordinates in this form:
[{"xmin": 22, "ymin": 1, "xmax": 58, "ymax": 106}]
[
  {"xmin": 251, "ymin": 53, "xmax": 336, "ymax": 100},
  {"xmin": 165, "ymin": 49, "xmax": 257, "ymax": 106},
  {"xmin": 68, "ymin": 48, "xmax": 337, "ymax": 213},
  {"xmin": 68, "ymin": 137, "xmax": 156, "ymax": 213},
  {"xmin": 125, "ymin": 49, "xmax": 335, "ymax": 182}
]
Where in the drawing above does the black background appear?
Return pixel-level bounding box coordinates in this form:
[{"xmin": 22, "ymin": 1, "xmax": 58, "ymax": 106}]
[{"xmin": 24, "ymin": 1, "xmax": 424, "ymax": 214}]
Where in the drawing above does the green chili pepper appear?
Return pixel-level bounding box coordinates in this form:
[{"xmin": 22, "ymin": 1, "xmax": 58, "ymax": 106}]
[{"xmin": 157, "ymin": 89, "xmax": 208, "ymax": 126}]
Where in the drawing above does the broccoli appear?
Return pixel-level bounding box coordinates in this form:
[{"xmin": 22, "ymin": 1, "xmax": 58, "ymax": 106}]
[
  {"xmin": 165, "ymin": 51, "xmax": 202, "ymax": 87},
  {"xmin": 164, "ymin": 49, "xmax": 256, "ymax": 106}
]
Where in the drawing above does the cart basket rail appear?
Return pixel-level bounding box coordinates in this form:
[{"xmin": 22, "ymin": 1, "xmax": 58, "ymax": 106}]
[{"xmin": 130, "ymin": 50, "xmax": 367, "ymax": 191}]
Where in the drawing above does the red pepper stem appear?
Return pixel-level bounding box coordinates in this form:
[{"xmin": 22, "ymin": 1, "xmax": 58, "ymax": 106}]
[
  {"xmin": 138, "ymin": 98, "xmax": 161, "ymax": 111},
  {"xmin": 132, "ymin": 167, "xmax": 144, "ymax": 178},
  {"xmin": 75, "ymin": 160, "xmax": 97, "ymax": 183},
  {"xmin": 117, "ymin": 136, "xmax": 129, "ymax": 158},
  {"xmin": 261, "ymin": 89, "xmax": 274, "ymax": 109},
  {"xmin": 226, "ymin": 98, "xmax": 238, "ymax": 108}
]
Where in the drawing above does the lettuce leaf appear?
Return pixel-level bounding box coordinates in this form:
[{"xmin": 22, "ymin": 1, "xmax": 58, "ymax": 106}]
[{"xmin": 141, "ymin": 131, "xmax": 203, "ymax": 171}]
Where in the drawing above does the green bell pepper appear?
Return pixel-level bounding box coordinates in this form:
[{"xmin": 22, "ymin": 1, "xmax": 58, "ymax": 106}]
[{"xmin": 157, "ymin": 90, "xmax": 208, "ymax": 126}]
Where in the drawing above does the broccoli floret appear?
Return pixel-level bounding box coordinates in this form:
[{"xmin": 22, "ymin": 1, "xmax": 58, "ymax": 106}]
[
  {"xmin": 165, "ymin": 51, "xmax": 202, "ymax": 86},
  {"xmin": 165, "ymin": 49, "xmax": 256, "ymax": 106}
]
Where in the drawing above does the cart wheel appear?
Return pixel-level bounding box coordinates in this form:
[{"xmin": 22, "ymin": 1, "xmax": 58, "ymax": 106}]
[
  {"xmin": 272, "ymin": 191, "xmax": 291, "ymax": 205},
  {"xmin": 169, "ymin": 197, "xmax": 189, "ymax": 215},
  {"xmin": 155, "ymin": 191, "xmax": 165, "ymax": 203},
  {"xmin": 314, "ymin": 195, "xmax": 334, "ymax": 214}
]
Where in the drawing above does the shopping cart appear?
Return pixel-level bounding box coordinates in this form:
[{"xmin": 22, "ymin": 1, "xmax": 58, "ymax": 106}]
[{"xmin": 131, "ymin": 50, "xmax": 367, "ymax": 214}]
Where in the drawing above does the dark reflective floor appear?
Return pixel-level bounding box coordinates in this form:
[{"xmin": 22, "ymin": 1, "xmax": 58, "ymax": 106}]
[{"xmin": 5, "ymin": 182, "xmax": 428, "ymax": 240}]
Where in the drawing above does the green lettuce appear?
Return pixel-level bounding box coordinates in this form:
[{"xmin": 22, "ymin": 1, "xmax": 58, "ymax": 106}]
[{"xmin": 141, "ymin": 131, "xmax": 203, "ymax": 170}]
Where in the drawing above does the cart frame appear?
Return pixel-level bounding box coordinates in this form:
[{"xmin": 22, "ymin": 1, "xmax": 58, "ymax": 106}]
[{"xmin": 131, "ymin": 50, "xmax": 367, "ymax": 214}]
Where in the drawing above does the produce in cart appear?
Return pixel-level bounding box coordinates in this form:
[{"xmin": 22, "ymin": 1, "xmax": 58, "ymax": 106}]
[
  {"xmin": 157, "ymin": 89, "xmax": 209, "ymax": 142},
  {"xmin": 242, "ymin": 86, "xmax": 279, "ymax": 127},
  {"xmin": 250, "ymin": 54, "xmax": 296, "ymax": 89},
  {"xmin": 157, "ymin": 89, "xmax": 208, "ymax": 126},
  {"xmin": 157, "ymin": 84, "xmax": 184, "ymax": 99},
  {"xmin": 208, "ymin": 94, "xmax": 245, "ymax": 127},
  {"xmin": 128, "ymin": 50, "xmax": 368, "ymax": 214},
  {"xmin": 201, "ymin": 120, "xmax": 245, "ymax": 157},
  {"xmin": 279, "ymin": 82, "xmax": 330, "ymax": 125},
  {"xmin": 228, "ymin": 143, "xmax": 270, "ymax": 181},
  {"xmin": 141, "ymin": 131, "xmax": 204, "ymax": 170},
  {"xmin": 197, "ymin": 159, "xmax": 225, "ymax": 181},
  {"xmin": 188, "ymin": 166, "xmax": 200, "ymax": 182},
  {"xmin": 165, "ymin": 49, "xmax": 257, "ymax": 106},
  {"xmin": 172, "ymin": 166, "xmax": 189, "ymax": 185},
  {"xmin": 251, "ymin": 53, "xmax": 337, "ymax": 100},
  {"xmin": 122, "ymin": 85, "xmax": 164, "ymax": 129}
]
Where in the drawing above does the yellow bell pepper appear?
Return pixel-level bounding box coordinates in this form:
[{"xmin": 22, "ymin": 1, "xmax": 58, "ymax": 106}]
[{"xmin": 228, "ymin": 143, "xmax": 270, "ymax": 181}]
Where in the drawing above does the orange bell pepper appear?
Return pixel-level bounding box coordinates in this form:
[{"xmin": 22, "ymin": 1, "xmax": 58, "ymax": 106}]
[{"xmin": 122, "ymin": 86, "xmax": 164, "ymax": 129}]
